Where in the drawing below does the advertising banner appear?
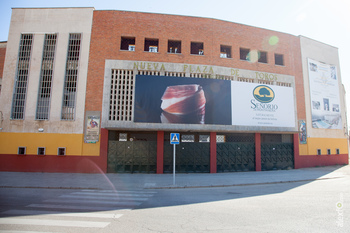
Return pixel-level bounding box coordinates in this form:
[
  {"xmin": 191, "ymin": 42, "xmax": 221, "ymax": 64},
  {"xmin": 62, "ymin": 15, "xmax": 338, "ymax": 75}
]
[
  {"xmin": 134, "ymin": 75, "xmax": 231, "ymax": 125},
  {"xmin": 231, "ymin": 82, "xmax": 295, "ymax": 127},
  {"xmin": 84, "ymin": 111, "xmax": 100, "ymax": 143},
  {"xmin": 308, "ymin": 58, "xmax": 342, "ymax": 129},
  {"xmin": 134, "ymin": 75, "xmax": 295, "ymax": 128}
]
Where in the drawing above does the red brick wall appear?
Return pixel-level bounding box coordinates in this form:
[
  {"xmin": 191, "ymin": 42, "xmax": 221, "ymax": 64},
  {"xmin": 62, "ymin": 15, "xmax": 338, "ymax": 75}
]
[
  {"xmin": 0, "ymin": 45, "xmax": 6, "ymax": 78},
  {"xmin": 86, "ymin": 11, "xmax": 305, "ymax": 120}
]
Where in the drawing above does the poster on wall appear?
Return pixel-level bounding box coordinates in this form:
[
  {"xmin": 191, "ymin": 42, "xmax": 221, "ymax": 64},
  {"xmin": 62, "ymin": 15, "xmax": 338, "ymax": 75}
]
[
  {"xmin": 134, "ymin": 75, "xmax": 231, "ymax": 125},
  {"xmin": 308, "ymin": 58, "xmax": 342, "ymax": 129},
  {"xmin": 84, "ymin": 111, "xmax": 100, "ymax": 143},
  {"xmin": 231, "ymin": 82, "xmax": 295, "ymax": 127},
  {"xmin": 299, "ymin": 120, "xmax": 307, "ymax": 144},
  {"xmin": 134, "ymin": 75, "xmax": 296, "ymax": 128}
]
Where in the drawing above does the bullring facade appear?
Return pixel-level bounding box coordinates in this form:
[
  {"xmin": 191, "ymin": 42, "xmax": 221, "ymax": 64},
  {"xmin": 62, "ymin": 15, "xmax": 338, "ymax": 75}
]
[{"xmin": 0, "ymin": 8, "xmax": 348, "ymax": 173}]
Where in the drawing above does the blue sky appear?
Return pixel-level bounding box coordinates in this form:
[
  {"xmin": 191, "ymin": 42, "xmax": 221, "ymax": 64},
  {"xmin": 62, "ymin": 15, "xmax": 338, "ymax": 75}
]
[{"xmin": 1, "ymin": 0, "xmax": 350, "ymax": 126}]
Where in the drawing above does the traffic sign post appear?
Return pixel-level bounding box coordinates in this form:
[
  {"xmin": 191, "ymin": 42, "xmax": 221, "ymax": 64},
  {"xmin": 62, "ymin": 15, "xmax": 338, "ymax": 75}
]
[{"xmin": 170, "ymin": 133, "xmax": 180, "ymax": 186}]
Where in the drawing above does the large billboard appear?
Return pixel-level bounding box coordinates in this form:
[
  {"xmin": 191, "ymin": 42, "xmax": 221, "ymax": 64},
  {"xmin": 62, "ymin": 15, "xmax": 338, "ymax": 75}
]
[
  {"xmin": 231, "ymin": 81, "xmax": 295, "ymax": 127},
  {"xmin": 308, "ymin": 58, "xmax": 342, "ymax": 129},
  {"xmin": 134, "ymin": 75, "xmax": 295, "ymax": 128}
]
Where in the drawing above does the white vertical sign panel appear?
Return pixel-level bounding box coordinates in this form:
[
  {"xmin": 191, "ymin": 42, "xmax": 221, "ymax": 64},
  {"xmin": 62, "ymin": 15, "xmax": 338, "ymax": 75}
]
[{"xmin": 308, "ymin": 58, "xmax": 342, "ymax": 129}]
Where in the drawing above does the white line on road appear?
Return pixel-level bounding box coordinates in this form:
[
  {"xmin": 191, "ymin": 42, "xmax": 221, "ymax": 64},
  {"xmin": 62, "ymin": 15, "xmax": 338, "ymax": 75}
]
[{"xmin": 0, "ymin": 218, "xmax": 110, "ymax": 228}]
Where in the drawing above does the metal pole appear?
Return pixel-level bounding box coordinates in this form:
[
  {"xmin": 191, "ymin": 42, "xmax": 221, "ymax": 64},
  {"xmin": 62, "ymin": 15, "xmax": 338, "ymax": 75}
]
[{"xmin": 173, "ymin": 144, "xmax": 176, "ymax": 186}]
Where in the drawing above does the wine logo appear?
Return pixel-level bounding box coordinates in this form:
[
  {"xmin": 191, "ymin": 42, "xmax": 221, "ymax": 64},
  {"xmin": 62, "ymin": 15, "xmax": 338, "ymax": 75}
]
[{"xmin": 253, "ymin": 85, "xmax": 275, "ymax": 103}]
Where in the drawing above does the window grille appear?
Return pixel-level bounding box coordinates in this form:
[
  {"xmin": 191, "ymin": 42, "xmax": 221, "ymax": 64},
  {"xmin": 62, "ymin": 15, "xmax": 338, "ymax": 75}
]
[
  {"xmin": 11, "ymin": 34, "xmax": 33, "ymax": 119},
  {"xmin": 181, "ymin": 134, "xmax": 195, "ymax": 142},
  {"xmin": 199, "ymin": 135, "xmax": 210, "ymax": 143},
  {"xmin": 61, "ymin": 33, "xmax": 81, "ymax": 120},
  {"xmin": 137, "ymin": 70, "xmax": 161, "ymax": 76},
  {"xmin": 215, "ymin": 75, "xmax": 234, "ymax": 80},
  {"xmin": 164, "ymin": 72, "xmax": 185, "ymax": 77},
  {"xmin": 109, "ymin": 69, "xmax": 134, "ymax": 121},
  {"xmin": 36, "ymin": 34, "xmax": 57, "ymax": 120},
  {"xmin": 190, "ymin": 73, "xmax": 212, "ymax": 79},
  {"xmin": 258, "ymin": 80, "xmax": 274, "ymax": 85},
  {"xmin": 237, "ymin": 77, "xmax": 254, "ymax": 83}
]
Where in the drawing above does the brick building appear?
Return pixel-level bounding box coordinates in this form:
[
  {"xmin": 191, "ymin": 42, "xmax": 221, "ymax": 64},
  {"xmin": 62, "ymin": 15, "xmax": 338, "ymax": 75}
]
[{"xmin": 0, "ymin": 8, "xmax": 348, "ymax": 173}]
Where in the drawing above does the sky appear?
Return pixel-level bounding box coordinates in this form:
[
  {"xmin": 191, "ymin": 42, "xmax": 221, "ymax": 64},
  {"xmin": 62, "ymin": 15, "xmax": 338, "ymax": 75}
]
[{"xmin": 1, "ymin": 0, "xmax": 350, "ymax": 126}]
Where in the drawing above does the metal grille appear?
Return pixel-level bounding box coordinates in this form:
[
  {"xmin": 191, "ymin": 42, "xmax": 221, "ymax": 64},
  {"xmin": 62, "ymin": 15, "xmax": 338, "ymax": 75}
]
[
  {"xmin": 137, "ymin": 70, "xmax": 161, "ymax": 76},
  {"xmin": 215, "ymin": 74, "xmax": 234, "ymax": 80},
  {"xmin": 36, "ymin": 34, "xmax": 57, "ymax": 120},
  {"xmin": 109, "ymin": 69, "xmax": 134, "ymax": 121},
  {"xmin": 190, "ymin": 73, "xmax": 212, "ymax": 79},
  {"xmin": 11, "ymin": 34, "xmax": 33, "ymax": 119},
  {"xmin": 164, "ymin": 72, "xmax": 185, "ymax": 77},
  {"xmin": 107, "ymin": 131, "xmax": 157, "ymax": 173},
  {"xmin": 61, "ymin": 33, "xmax": 81, "ymax": 120}
]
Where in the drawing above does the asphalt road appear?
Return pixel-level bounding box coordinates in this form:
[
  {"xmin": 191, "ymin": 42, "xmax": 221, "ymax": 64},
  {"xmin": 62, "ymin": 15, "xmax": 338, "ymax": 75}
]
[{"xmin": 0, "ymin": 175, "xmax": 348, "ymax": 232}]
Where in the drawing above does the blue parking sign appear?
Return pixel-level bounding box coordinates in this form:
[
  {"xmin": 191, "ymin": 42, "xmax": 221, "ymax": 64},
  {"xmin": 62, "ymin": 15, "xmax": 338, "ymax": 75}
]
[{"xmin": 170, "ymin": 133, "xmax": 180, "ymax": 144}]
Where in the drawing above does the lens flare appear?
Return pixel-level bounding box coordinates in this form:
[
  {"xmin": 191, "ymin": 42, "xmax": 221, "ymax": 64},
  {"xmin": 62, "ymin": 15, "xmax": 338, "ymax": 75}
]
[
  {"xmin": 248, "ymin": 50, "xmax": 259, "ymax": 63},
  {"xmin": 269, "ymin": 36, "xmax": 279, "ymax": 46}
]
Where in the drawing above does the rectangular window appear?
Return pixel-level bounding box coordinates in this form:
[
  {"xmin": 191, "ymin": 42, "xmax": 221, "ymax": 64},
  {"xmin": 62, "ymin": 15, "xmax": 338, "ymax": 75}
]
[
  {"xmin": 199, "ymin": 135, "xmax": 210, "ymax": 143},
  {"xmin": 275, "ymin": 53, "xmax": 284, "ymax": 66},
  {"xmin": 38, "ymin": 147, "xmax": 46, "ymax": 155},
  {"xmin": 240, "ymin": 48, "xmax": 250, "ymax": 61},
  {"xmin": 120, "ymin": 37, "xmax": 135, "ymax": 51},
  {"xmin": 61, "ymin": 33, "xmax": 81, "ymax": 120},
  {"xmin": 317, "ymin": 149, "xmax": 322, "ymax": 155},
  {"xmin": 181, "ymin": 134, "xmax": 195, "ymax": 142},
  {"xmin": 144, "ymin": 38, "xmax": 159, "ymax": 52},
  {"xmin": 168, "ymin": 40, "xmax": 181, "ymax": 54},
  {"xmin": 336, "ymin": 149, "xmax": 340, "ymax": 155},
  {"xmin": 109, "ymin": 70, "xmax": 134, "ymax": 121},
  {"xmin": 258, "ymin": 51, "xmax": 268, "ymax": 63},
  {"xmin": 58, "ymin": 147, "xmax": 66, "ymax": 156},
  {"xmin": 327, "ymin": 149, "xmax": 331, "ymax": 155},
  {"xmin": 220, "ymin": 45, "xmax": 231, "ymax": 58},
  {"xmin": 11, "ymin": 34, "xmax": 33, "ymax": 119},
  {"xmin": 36, "ymin": 34, "xmax": 57, "ymax": 120},
  {"xmin": 18, "ymin": 147, "xmax": 26, "ymax": 155},
  {"xmin": 191, "ymin": 42, "xmax": 204, "ymax": 55}
]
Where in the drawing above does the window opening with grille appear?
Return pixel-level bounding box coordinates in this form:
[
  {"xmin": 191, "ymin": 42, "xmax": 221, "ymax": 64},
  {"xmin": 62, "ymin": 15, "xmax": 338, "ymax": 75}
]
[
  {"xmin": 36, "ymin": 34, "xmax": 57, "ymax": 120},
  {"xmin": 109, "ymin": 70, "xmax": 134, "ymax": 121},
  {"xmin": 11, "ymin": 34, "xmax": 33, "ymax": 119},
  {"xmin": 61, "ymin": 33, "xmax": 81, "ymax": 120}
]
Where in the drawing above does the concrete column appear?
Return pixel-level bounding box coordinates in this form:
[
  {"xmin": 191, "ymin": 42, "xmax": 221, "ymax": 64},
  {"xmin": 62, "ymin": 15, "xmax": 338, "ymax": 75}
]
[
  {"xmin": 255, "ymin": 133, "xmax": 261, "ymax": 171},
  {"xmin": 210, "ymin": 132, "xmax": 217, "ymax": 173},
  {"xmin": 293, "ymin": 133, "xmax": 300, "ymax": 169},
  {"xmin": 157, "ymin": 131, "xmax": 164, "ymax": 174}
]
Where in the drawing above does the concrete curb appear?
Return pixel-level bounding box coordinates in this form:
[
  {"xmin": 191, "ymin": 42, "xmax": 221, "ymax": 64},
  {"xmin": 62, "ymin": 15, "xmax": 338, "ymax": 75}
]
[{"xmin": 0, "ymin": 176, "xmax": 343, "ymax": 190}]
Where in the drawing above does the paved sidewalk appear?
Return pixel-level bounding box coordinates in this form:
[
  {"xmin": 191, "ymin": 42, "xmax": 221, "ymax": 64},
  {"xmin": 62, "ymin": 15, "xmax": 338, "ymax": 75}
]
[{"xmin": 0, "ymin": 165, "xmax": 349, "ymax": 190}]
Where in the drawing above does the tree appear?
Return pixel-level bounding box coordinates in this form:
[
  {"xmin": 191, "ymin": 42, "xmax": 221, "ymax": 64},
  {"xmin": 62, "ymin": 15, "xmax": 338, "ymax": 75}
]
[{"xmin": 259, "ymin": 87, "xmax": 270, "ymax": 97}]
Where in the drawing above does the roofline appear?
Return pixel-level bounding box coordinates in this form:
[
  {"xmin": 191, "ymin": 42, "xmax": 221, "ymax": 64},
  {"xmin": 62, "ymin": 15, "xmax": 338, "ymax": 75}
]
[
  {"xmin": 94, "ymin": 9, "xmax": 298, "ymax": 38},
  {"xmin": 12, "ymin": 7, "xmax": 95, "ymax": 10},
  {"xmin": 299, "ymin": 35, "xmax": 338, "ymax": 49}
]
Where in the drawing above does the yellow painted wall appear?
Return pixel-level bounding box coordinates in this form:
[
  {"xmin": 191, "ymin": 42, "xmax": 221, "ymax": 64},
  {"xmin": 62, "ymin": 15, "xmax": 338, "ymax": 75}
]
[
  {"xmin": 299, "ymin": 137, "xmax": 349, "ymax": 155},
  {"xmin": 0, "ymin": 132, "xmax": 100, "ymax": 156}
]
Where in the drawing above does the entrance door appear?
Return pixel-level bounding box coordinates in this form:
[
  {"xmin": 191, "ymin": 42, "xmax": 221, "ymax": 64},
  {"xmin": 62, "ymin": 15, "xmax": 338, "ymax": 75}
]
[
  {"xmin": 261, "ymin": 134, "xmax": 294, "ymax": 170},
  {"xmin": 163, "ymin": 133, "xmax": 210, "ymax": 173},
  {"xmin": 216, "ymin": 134, "xmax": 255, "ymax": 172},
  {"xmin": 107, "ymin": 131, "xmax": 157, "ymax": 173}
]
